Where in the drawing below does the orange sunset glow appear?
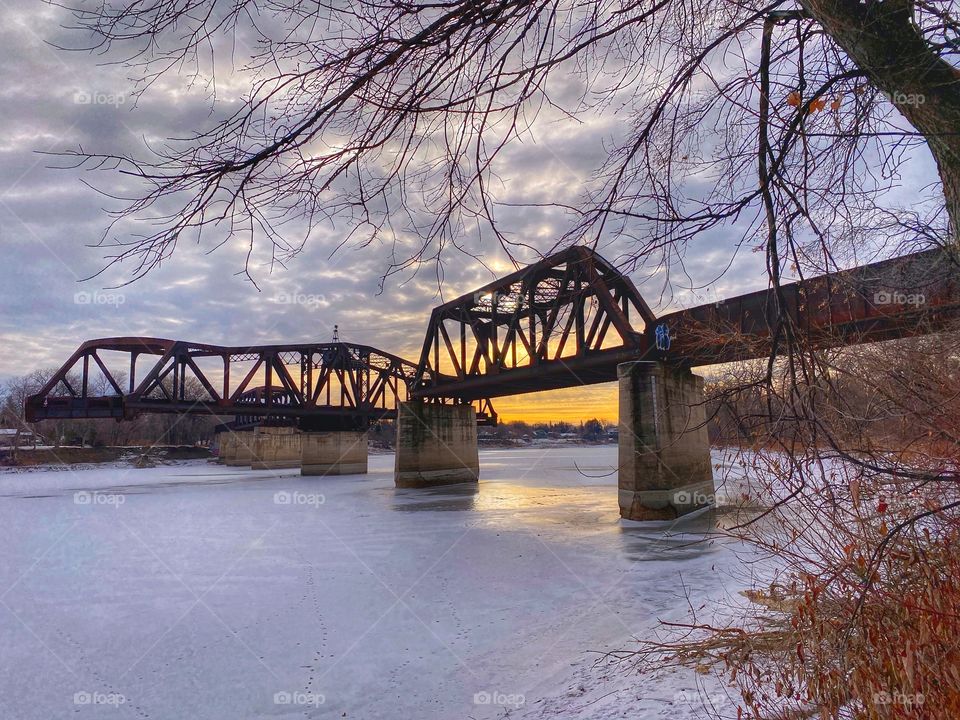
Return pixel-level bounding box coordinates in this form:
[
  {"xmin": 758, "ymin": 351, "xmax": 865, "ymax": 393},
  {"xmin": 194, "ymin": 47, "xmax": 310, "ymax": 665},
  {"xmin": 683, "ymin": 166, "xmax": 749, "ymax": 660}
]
[{"xmin": 489, "ymin": 384, "xmax": 618, "ymax": 424}]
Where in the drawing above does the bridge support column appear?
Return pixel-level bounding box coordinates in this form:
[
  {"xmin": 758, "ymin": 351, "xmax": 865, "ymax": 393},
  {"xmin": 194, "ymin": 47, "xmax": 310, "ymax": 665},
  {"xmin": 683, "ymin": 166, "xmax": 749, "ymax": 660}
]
[
  {"xmin": 394, "ymin": 401, "xmax": 479, "ymax": 487},
  {"xmin": 223, "ymin": 431, "xmax": 255, "ymax": 466},
  {"xmin": 618, "ymin": 361, "xmax": 714, "ymax": 521},
  {"xmin": 215, "ymin": 432, "xmax": 233, "ymax": 463},
  {"xmin": 301, "ymin": 431, "xmax": 368, "ymax": 476},
  {"xmin": 251, "ymin": 426, "xmax": 302, "ymax": 470}
]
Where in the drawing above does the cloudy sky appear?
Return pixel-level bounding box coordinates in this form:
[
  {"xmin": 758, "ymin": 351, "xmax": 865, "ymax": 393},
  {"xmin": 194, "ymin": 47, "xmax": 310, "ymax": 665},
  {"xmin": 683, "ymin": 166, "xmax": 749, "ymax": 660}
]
[{"xmin": 0, "ymin": 0, "xmax": 941, "ymax": 421}]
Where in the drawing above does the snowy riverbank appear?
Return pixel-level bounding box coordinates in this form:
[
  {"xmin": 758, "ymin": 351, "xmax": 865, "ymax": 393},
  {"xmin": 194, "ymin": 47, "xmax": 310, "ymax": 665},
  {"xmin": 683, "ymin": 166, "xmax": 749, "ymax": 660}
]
[{"xmin": 0, "ymin": 446, "xmax": 755, "ymax": 719}]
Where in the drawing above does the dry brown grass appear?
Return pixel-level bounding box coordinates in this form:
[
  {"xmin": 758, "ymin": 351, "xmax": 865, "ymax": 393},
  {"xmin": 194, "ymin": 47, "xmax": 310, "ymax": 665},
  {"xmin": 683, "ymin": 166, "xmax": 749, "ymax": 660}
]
[{"xmin": 644, "ymin": 336, "xmax": 960, "ymax": 719}]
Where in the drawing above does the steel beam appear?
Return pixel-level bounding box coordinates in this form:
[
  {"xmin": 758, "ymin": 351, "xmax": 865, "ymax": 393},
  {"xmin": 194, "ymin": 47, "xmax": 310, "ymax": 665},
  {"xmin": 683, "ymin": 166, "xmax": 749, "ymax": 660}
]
[
  {"xmin": 27, "ymin": 340, "xmax": 417, "ymax": 426},
  {"xmin": 412, "ymin": 245, "xmax": 960, "ymax": 400}
]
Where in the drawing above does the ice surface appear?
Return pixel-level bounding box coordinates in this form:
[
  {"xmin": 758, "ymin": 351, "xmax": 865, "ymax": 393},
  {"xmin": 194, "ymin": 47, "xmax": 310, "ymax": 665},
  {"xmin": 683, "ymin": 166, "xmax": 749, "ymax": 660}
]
[{"xmin": 0, "ymin": 447, "xmax": 750, "ymax": 719}]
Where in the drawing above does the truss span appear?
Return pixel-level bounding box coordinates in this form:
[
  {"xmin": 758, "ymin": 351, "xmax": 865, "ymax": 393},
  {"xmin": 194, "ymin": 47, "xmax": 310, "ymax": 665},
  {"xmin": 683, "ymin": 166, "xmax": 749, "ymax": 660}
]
[{"xmin": 27, "ymin": 339, "xmax": 426, "ymax": 429}]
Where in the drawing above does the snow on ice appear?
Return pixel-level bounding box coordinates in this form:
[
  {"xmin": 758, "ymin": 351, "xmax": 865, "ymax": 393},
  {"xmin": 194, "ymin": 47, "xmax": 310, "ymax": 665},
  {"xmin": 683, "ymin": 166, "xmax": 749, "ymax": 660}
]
[{"xmin": 0, "ymin": 447, "xmax": 755, "ymax": 719}]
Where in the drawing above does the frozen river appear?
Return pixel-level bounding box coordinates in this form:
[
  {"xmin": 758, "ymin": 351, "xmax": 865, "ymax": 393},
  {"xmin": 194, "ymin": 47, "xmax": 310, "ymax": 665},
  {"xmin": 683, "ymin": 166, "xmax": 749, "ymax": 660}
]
[{"xmin": 0, "ymin": 446, "xmax": 746, "ymax": 719}]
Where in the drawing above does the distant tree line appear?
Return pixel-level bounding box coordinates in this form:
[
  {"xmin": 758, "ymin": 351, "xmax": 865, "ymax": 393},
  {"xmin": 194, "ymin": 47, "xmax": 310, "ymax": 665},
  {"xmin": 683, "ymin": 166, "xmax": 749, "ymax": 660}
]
[
  {"xmin": 0, "ymin": 370, "xmax": 218, "ymax": 449},
  {"xmin": 478, "ymin": 418, "xmax": 614, "ymax": 443},
  {"xmin": 704, "ymin": 333, "xmax": 960, "ymax": 458}
]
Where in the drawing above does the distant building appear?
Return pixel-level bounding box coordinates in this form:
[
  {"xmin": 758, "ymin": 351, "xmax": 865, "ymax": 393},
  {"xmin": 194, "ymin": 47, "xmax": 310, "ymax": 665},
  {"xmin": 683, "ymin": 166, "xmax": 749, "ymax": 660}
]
[{"xmin": 0, "ymin": 428, "xmax": 44, "ymax": 447}]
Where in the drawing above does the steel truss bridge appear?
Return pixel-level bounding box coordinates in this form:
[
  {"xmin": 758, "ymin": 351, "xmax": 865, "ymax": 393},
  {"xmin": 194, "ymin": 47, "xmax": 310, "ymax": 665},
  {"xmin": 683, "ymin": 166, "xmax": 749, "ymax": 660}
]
[
  {"xmin": 25, "ymin": 339, "xmax": 458, "ymax": 430},
  {"xmin": 25, "ymin": 245, "xmax": 960, "ymax": 427},
  {"xmin": 411, "ymin": 245, "xmax": 960, "ymax": 400}
]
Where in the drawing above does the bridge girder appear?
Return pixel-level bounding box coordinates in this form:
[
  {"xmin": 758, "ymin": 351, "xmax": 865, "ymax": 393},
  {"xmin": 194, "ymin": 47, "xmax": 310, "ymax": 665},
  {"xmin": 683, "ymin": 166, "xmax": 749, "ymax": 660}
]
[
  {"xmin": 25, "ymin": 339, "xmax": 434, "ymax": 429},
  {"xmin": 412, "ymin": 245, "xmax": 960, "ymax": 401},
  {"xmin": 660, "ymin": 247, "xmax": 960, "ymax": 365}
]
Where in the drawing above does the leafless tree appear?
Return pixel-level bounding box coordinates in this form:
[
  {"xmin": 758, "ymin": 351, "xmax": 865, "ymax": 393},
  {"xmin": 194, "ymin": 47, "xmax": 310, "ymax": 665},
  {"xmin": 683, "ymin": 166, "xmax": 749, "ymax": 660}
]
[{"xmin": 54, "ymin": 0, "xmax": 960, "ymax": 286}]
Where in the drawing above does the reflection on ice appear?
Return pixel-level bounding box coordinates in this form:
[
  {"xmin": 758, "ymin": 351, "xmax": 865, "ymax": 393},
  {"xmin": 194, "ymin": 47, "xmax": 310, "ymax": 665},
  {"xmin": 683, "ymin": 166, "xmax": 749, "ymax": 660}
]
[{"xmin": 390, "ymin": 483, "xmax": 479, "ymax": 512}]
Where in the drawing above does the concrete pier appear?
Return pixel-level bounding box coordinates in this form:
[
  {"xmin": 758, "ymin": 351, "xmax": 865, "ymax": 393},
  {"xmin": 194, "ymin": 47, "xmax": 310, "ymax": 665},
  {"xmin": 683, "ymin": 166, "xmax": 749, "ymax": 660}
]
[
  {"xmin": 617, "ymin": 361, "xmax": 714, "ymax": 520},
  {"xmin": 251, "ymin": 426, "xmax": 302, "ymax": 470},
  {"xmin": 301, "ymin": 431, "xmax": 368, "ymax": 476},
  {"xmin": 394, "ymin": 401, "xmax": 479, "ymax": 487},
  {"xmin": 215, "ymin": 432, "xmax": 233, "ymax": 463},
  {"xmin": 222, "ymin": 431, "xmax": 255, "ymax": 466}
]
